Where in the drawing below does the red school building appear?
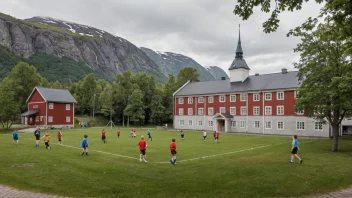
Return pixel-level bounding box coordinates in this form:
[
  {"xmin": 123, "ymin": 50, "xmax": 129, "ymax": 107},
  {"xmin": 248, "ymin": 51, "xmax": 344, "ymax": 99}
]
[{"xmin": 21, "ymin": 86, "xmax": 77, "ymax": 129}]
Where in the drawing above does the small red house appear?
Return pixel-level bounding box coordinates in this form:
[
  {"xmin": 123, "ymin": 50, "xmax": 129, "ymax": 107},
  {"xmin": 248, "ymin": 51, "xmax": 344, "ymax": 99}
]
[{"xmin": 21, "ymin": 86, "xmax": 77, "ymax": 129}]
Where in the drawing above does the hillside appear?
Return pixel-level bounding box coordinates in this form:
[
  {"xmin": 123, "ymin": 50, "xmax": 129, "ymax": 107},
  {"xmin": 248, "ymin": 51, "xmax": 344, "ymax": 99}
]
[
  {"xmin": 206, "ymin": 66, "xmax": 229, "ymax": 80},
  {"xmin": 140, "ymin": 47, "xmax": 215, "ymax": 81}
]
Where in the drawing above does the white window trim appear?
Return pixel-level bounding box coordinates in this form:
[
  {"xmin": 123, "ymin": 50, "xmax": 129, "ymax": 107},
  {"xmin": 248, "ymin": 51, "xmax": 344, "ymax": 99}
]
[
  {"xmin": 188, "ymin": 108, "xmax": 193, "ymax": 115},
  {"xmin": 265, "ymin": 121, "xmax": 272, "ymax": 129},
  {"xmin": 188, "ymin": 97, "xmax": 193, "ymax": 104},
  {"xmin": 265, "ymin": 106, "xmax": 272, "ymax": 115},
  {"xmin": 240, "ymin": 94, "xmax": 247, "ymax": 101},
  {"xmin": 66, "ymin": 104, "xmax": 70, "ymax": 110},
  {"xmin": 208, "ymin": 96, "xmax": 214, "ymax": 103},
  {"xmin": 179, "ymin": 97, "xmax": 184, "ymax": 104},
  {"xmin": 296, "ymin": 121, "xmax": 305, "ymax": 130},
  {"xmin": 277, "ymin": 121, "xmax": 284, "ymax": 130},
  {"xmin": 208, "ymin": 108, "xmax": 214, "ymax": 116},
  {"xmin": 253, "ymin": 93, "xmax": 260, "ymax": 101},
  {"xmin": 314, "ymin": 122, "xmax": 323, "ymax": 131},
  {"xmin": 296, "ymin": 109, "xmax": 305, "ymax": 115},
  {"xmin": 230, "ymin": 95, "xmax": 236, "ymax": 102},
  {"xmin": 198, "ymin": 120, "xmax": 203, "ymax": 126},
  {"xmin": 265, "ymin": 93, "xmax": 272, "ymax": 101},
  {"xmin": 66, "ymin": 116, "xmax": 70, "ymax": 122},
  {"xmin": 198, "ymin": 108, "xmax": 204, "ymax": 116},
  {"xmin": 230, "ymin": 107, "xmax": 236, "ymax": 115},
  {"xmin": 48, "ymin": 116, "xmax": 53, "ymax": 123},
  {"xmin": 49, "ymin": 103, "xmax": 54, "ymax": 109},
  {"xmin": 208, "ymin": 121, "xmax": 213, "ymax": 127},
  {"xmin": 253, "ymin": 121, "xmax": 260, "ymax": 129},
  {"xmin": 219, "ymin": 95, "xmax": 226, "ymax": 102},
  {"xmin": 231, "ymin": 121, "xmax": 236, "ymax": 128},
  {"xmin": 179, "ymin": 108, "xmax": 184, "ymax": 115},
  {"xmin": 277, "ymin": 106, "xmax": 284, "ymax": 115},
  {"xmin": 241, "ymin": 107, "xmax": 247, "ymax": 115},
  {"xmin": 188, "ymin": 120, "xmax": 193, "ymax": 126},
  {"xmin": 277, "ymin": 92, "xmax": 284, "ymax": 100},
  {"xmin": 253, "ymin": 106, "xmax": 260, "ymax": 116},
  {"xmin": 198, "ymin": 97, "xmax": 204, "ymax": 103},
  {"xmin": 240, "ymin": 120, "xmax": 246, "ymax": 128},
  {"xmin": 220, "ymin": 107, "xmax": 226, "ymax": 114},
  {"xmin": 179, "ymin": 120, "xmax": 184, "ymax": 126}
]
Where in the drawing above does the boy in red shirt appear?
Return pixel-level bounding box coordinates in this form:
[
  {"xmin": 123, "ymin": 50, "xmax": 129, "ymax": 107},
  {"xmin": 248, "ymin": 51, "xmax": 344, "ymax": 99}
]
[
  {"xmin": 57, "ymin": 131, "xmax": 62, "ymax": 145},
  {"xmin": 101, "ymin": 129, "xmax": 107, "ymax": 144},
  {"xmin": 215, "ymin": 131, "xmax": 220, "ymax": 143},
  {"xmin": 138, "ymin": 136, "xmax": 147, "ymax": 163},
  {"xmin": 117, "ymin": 130, "xmax": 120, "ymax": 138},
  {"xmin": 169, "ymin": 138, "xmax": 177, "ymax": 165}
]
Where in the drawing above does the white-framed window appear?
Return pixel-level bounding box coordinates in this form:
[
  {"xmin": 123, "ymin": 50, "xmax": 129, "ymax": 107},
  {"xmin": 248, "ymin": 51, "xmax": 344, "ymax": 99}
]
[
  {"xmin": 188, "ymin": 120, "xmax": 193, "ymax": 126},
  {"xmin": 265, "ymin": 106, "xmax": 272, "ymax": 115},
  {"xmin": 219, "ymin": 95, "xmax": 226, "ymax": 102},
  {"xmin": 188, "ymin": 108, "xmax": 193, "ymax": 115},
  {"xmin": 277, "ymin": 121, "xmax": 284, "ymax": 130},
  {"xmin": 198, "ymin": 121, "xmax": 203, "ymax": 126},
  {"xmin": 66, "ymin": 104, "xmax": 70, "ymax": 110},
  {"xmin": 30, "ymin": 117, "xmax": 33, "ymax": 123},
  {"xmin": 315, "ymin": 122, "xmax": 323, "ymax": 131},
  {"xmin": 66, "ymin": 116, "xmax": 70, "ymax": 122},
  {"xmin": 241, "ymin": 107, "xmax": 247, "ymax": 115},
  {"xmin": 230, "ymin": 107, "xmax": 236, "ymax": 115},
  {"xmin": 179, "ymin": 108, "xmax": 184, "ymax": 115},
  {"xmin": 296, "ymin": 121, "xmax": 305, "ymax": 130},
  {"xmin": 35, "ymin": 116, "xmax": 39, "ymax": 122},
  {"xmin": 231, "ymin": 121, "xmax": 236, "ymax": 128},
  {"xmin": 240, "ymin": 94, "xmax": 247, "ymax": 101},
  {"xmin": 40, "ymin": 116, "xmax": 43, "ymax": 122},
  {"xmin": 33, "ymin": 105, "xmax": 38, "ymax": 109},
  {"xmin": 198, "ymin": 108, "xmax": 204, "ymax": 115},
  {"xmin": 49, "ymin": 103, "xmax": 54, "ymax": 109},
  {"xmin": 220, "ymin": 107, "xmax": 226, "ymax": 114},
  {"xmin": 188, "ymin": 97, "xmax": 193, "ymax": 104},
  {"xmin": 277, "ymin": 106, "xmax": 284, "ymax": 115},
  {"xmin": 240, "ymin": 120, "xmax": 246, "ymax": 128},
  {"xmin": 180, "ymin": 120, "xmax": 184, "ymax": 126},
  {"xmin": 179, "ymin": 97, "xmax": 184, "ymax": 104},
  {"xmin": 265, "ymin": 121, "xmax": 272, "ymax": 129},
  {"xmin": 198, "ymin": 97, "xmax": 204, "ymax": 103},
  {"xmin": 254, "ymin": 121, "xmax": 260, "ymax": 129},
  {"xmin": 48, "ymin": 116, "xmax": 53, "ymax": 123},
  {"xmin": 208, "ymin": 108, "xmax": 214, "ymax": 116},
  {"xmin": 294, "ymin": 90, "xmax": 299, "ymax": 98},
  {"xmin": 253, "ymin": 106, "xmax": 260, "ymax": 115},
  {"xmin": 208, "ymin": 96, "xmax": 214, "ymax": 103},
  {"xmin": 277, "ymin": 92, "xmax": 284, "ymax": 100},
  {"xmin": 296, "ymin": 109, "xmax": 304, "ymax": 115},
  {"xmin": 208, "ymin": 121, "xmax": 213, "ymax": 127},
  {"xmin": 230, "ymin": 95, "xmax": 236, "ymax": 102},
  {"xmin": 253, "ymin": 93, "xmax": 260, "ymax": 101},
  {"xmin": 265, "ymin": 93, "xmax": 272, "ymax": 100}
]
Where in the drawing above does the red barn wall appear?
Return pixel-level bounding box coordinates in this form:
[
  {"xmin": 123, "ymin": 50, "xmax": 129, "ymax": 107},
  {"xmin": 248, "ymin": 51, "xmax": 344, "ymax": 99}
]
[
  {"xmin": 47, "ymin": 103, "xmax": 74, "ymax": 125},
  {"xmin": 27, "ymin": 89, "xmax": 46, "ymax": 125}
]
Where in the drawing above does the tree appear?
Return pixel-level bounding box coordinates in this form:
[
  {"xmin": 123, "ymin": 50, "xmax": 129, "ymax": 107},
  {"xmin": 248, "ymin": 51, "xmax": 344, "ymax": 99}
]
[
  {"xmin": 114, "ymin": 71, "xmax": 134, "ymax": 126},
  {"xmin": 51, "ymin": 80, "xmax": 63, "ymax": 89},
  {"xmin": 0, "ymin": 78, "xmax": 20, "ymax": 130},
  {"xmin": 164, "ymin": 74, "xmax": 177, "ymax": 121},
  {"xmin": 40, "ymin": 77, "xmax": 50, "ymax": 87},
  {"xmin": 176, "ymin": 67, "xmax": 199, "ymax": 88},
  {"xmin": 100, "ymin": 83, "xmax": 115, "ymax": 117},
  {"xmin": 149, "ymin": 94, "xmax": 165, "ymax": 125},
  {"xmin": 290, "ymin": 18, "xmax": 352, "ymax": 152},
  {"xmin": 124, "ymin": 89, "xmax": 145, "ymax": 125},
  {"xmin": 77, "ymin": 74, "xmax": 97, "ymax": 115}
]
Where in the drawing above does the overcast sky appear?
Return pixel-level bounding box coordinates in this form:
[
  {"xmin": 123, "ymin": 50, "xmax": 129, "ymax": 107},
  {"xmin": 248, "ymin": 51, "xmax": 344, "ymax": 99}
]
[{"xmin": 0, "ymin": 0, "xmax": 323, "ymax": 75}]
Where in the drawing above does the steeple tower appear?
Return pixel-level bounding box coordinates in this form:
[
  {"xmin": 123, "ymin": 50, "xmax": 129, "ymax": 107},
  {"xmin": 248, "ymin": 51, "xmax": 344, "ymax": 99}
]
[{"xmin": 228, "ymin": 24, "xmax": 250, "ymax": 82}]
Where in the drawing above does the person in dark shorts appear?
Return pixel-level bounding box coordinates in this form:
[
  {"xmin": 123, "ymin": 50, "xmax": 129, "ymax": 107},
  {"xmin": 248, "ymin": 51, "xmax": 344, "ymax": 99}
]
[
  {"xmin": 215, "ymin": 131, "xmax": 220, "ymax": 143},
  {"xmin": 169, "ymin": 138, "xmax": 177, "ymax": 165},
  {"xmin": 138, "ymin": 136, "xmax": 147, "ymax": 163},
  {"xmin": 41, "ymin": 132, "xmax": 51, "ymax": 149},
  {"xmin": 147, "ymin": 130, "xmax": 152, "ymax": 141},
  {"xmin": 180, "ymin": 130, "xmax": 184, "ymax": 140},
  {"xmin": 81, "ymin": 134, "xmax": 88, "ymax": 156},
  {"xmin": 34, "ymin": 128, "xmax": 41, "ymax": 147},
  {"xmin": 12, "ymin": 130, "xmax": 19, "ymax": 144},
  {"xmin": 117, "ymin": 130, "xmax": 120, "ymax": 138},
  {"xmin": 101, "ymin": 129, "xmax": 107, "ymax": 144},
  {"xmin": 290, "ymin": 135, "xmax": 303, "ymax": 164},
  {"xmin": 58, "ymin": 131, "xmax": 62, "ymax": 145}
]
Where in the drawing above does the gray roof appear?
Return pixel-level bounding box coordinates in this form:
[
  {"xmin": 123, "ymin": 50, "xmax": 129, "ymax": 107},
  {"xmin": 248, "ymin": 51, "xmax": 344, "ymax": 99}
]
[
  {"xmin": 219, "ymin": 113, "xmax": 234, "ymax": 119},
  {"xmin": 175, "ymin": 71, "xmax": 299, "ymax": 96},
  {"xmin": 21, "ymin": 110, "xmax": 39, "ymax": 116},
  {"xmin": 36, "ymin": 87, "xmax": 77, "ymax": 103}
]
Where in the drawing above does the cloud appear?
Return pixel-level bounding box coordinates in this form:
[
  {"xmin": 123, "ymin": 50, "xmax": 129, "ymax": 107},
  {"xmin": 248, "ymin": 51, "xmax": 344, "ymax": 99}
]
[{"xmin": 0, "ymin": 0, "xmax": 323, "ymax": 75}]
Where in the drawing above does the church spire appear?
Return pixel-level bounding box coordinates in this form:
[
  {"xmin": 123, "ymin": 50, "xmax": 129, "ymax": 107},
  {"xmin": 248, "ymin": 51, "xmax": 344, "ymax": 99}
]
[{"xmin": 235, "ymin": 24, "xmax": 243, "ymax": 58}]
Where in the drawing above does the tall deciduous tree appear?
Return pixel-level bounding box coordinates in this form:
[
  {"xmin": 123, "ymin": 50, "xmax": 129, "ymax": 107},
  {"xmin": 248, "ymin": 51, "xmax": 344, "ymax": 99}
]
[
  {"xmin": 149, "ymin": 94, "xmax": 165, "ymax": 125},
  {"xmin": 124, "ymin": 89, "xmax": 145, "ymax": 125},
  {"xmin": 51, "ymin": 80, "xmax": 63, "ymax": 89},
  {"xmin": 100, "ymin": 83, "xmax": 115, "ymax": 117},
  {"xmin": 290, "ymin": 19, "xmax": 352, "ymax": 151},
  {"xmin": 164, "ymin": 74, "xmax": 177, "ymax": 121},
  {"xmin": 78, "ymin": 74, "xmax": 97, "ymax": 115},
  {"xmin": 176, "ymin": 67, "xmax": 199, "ymax": 88},
  {"xmin": 0, "ymin": 78, "xmax": 20, "ymax": 130}
]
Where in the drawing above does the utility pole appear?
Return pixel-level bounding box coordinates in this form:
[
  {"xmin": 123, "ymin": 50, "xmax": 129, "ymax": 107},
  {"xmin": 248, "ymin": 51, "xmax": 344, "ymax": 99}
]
[{"xmin": 92, "ymin": 94, "xmax": 96, "ymax": 118}]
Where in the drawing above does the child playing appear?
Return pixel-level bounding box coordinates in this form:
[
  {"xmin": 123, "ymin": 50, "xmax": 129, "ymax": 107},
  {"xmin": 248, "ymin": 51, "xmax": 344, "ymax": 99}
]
[
  {"xmin": 203, "ymin": 131, "xmax": 207, "ymax": 141},
  {"xmin": 101, "ymin": 129, "xmax": 107, "ymax": 144},
  {"xmin": 169, "ymin": 138, "xmax": 177, "ymax": 165},
  {"xmin": 130, "ymin": 129, "xmax": 133, "ymax": 137},
  {"xmin": 215, "ymin": 131, "xmax": 219, "ymax": 143},
  {"xmin": 117, "ymin": 130, "xmax": 120, "ymax": 138},
  {"xmin": 34, "ymin": 128, "xmax": 40, "ymax": 147},
  {"xmin": 213, "ymin": 131, "xmax": 216, "ymax": 140},
  {"xmin": 12, "ymin": 130, "xmax": 19, "ymax": 144},
  {"xmin": 180, "ymin": 130, "xmax": 184, "ymax": 140},
  {"xmin": 41, "ymin": 132, "xmax": 51, "ymax": 149},
  {"xmin": 81, "ymin": 134, "xmax": 88, "ymax": 156},
  {"xmin": 58, "ymin": 131, "xmax": 62, "ymax": 145},
  {"xmin": 133, "ymin": 129, "xmax": 136, "ymax": 138},
  {"xmin": 290, "ymin": 135, "xmax": 303, "ymax": 164},
  {"xmin": 138, "ymin": 136, "xmax": 148, "ymax": 163},
  {"xmin": 147, "ymin": 129, "xmax": 152, "ymax": 141}
]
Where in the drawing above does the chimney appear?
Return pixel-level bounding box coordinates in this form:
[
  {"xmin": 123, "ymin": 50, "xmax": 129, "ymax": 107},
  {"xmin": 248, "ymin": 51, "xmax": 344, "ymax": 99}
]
[
  {"xmin": 282, "ymin": 68, "xmax": 287, "ymax": 74},
  {"xmin": 255, "ymin": 73, "xmax": 259, "ymax": 76},
  {"xmin": 221, "ymin": 77, "xmax": 226, "ymax": 80}
]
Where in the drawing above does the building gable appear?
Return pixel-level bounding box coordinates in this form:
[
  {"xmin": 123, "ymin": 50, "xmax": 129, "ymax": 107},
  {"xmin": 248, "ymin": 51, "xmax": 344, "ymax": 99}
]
[
  {"xmin": 27, "ymin": 88, "xmax": 46, "ymax": 103},
  {"xmin": 26, "ymin": 87, "xmax": 77, "ymax": 104}
]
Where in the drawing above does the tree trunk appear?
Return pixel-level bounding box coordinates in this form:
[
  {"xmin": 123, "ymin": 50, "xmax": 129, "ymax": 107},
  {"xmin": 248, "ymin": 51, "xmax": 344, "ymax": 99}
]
[
  {"xmin": 332, "ymin": 123, "xmax": 339, "ymax": 152},
  {"xmin": 127, "ymin": 116, "xmax": 130, "ymax": 127},
  {"xmin": 122, "ymin": 115, "xmax": 124, "ymax": 127}
]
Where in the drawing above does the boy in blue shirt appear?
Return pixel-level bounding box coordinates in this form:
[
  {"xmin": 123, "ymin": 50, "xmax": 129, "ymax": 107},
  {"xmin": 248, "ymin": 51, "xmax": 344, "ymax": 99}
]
[
  {"xmin": 12, "ymin": 131, "xmax": 19, "ymax": 144},
  {"xmin": 81, "ymin": 134, "xmax": 89, "ymax": 156},
  {"xmin": 34, "ymin": 128, "xmax": 41, "ymax": 147},
  {"xmin": 290, "ymin": 135, "xmax": 303, "ymax": 164},
  {"xmin": 147, "ymin": 130, "xmax": 152, "ymax": 141}
]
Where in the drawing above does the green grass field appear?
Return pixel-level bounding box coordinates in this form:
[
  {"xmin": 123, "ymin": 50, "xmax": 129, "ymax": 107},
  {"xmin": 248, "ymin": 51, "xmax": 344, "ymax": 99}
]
[{"xmin": 1, "ymin": 128, "xmax": 352, "ymax": 198}]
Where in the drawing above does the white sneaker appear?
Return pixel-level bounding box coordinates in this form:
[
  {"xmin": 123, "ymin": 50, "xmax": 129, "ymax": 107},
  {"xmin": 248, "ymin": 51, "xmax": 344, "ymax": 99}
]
[
  {"xmin": 143, "ymin": 160, "xmax": 148, "ymax": 163},
  {"xmin": 140, "ymin": 159, "xmax": 142, "ymax": 162}
]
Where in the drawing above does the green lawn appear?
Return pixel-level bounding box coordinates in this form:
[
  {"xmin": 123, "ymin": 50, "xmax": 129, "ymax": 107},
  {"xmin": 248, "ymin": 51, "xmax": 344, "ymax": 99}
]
[{"xmin": 0, "ymin": 129, "xmax": 352, "ymax": 197}]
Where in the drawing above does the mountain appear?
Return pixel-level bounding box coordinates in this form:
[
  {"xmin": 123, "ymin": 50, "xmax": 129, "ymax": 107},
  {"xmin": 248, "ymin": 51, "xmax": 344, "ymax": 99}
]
[
  {"xmin": 141, "ymin": 47, "xmax": 215, "ymax": 81},
  {"xmin": 0, "ymin": 13, "xmax": 167, "ymax": 82},
  {"xmin": 206, "ymin": 66, "xmax": 229, "ymax": 80}
]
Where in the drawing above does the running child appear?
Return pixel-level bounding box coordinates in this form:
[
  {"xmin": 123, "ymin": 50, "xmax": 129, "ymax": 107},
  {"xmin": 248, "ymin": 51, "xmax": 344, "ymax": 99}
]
[
  {"xmin": 213, "ymin": 131, "xmax": 216, "ymax": 140},
  {"xmin": 12, "ymin": 130, "xmax": 19, "ymax": 144},
  {"xmin": 81, "ymin": 134, "xmax": 88, "ymax": 156},
  {"xmin": 138, "ymin": 136, "xmax": 148, "ymax": 163},
  {"xmin": 180, "ymin": 130, "xmax": 184, "ymax": 140},
  {"xmin": 290, "ymin": 135, "xmax": 303, "ymax": 164},
  {"xmin": 215, "ymin": 131, "xmax": 219, "ymax": 143},
  {"xmin": 133, "ymin": 129, "xmax": 136, "ymax": 138},
  {"xmin": 203, "ymin": 131, "xmax": 207, "ymax": 141},
  {"xmin": 58, "ymin": 131, "xmax": 62, "ymax": 145},
  {"xmin": 34, "ymin": 128, "xmax": 40, "ymax": 147},
  {"xmin": 169, "ymin": 138, "xmax": 177, "ymax": 165},
  {"xmin": 117, "ymin": 130, "xmax": 120, "ymax": 138},
  {"xmin": 41, "ymin": 132, "xmax": 51, "ymax": 149},
  {"xmin": 147, "ymin": 129, "xmax": 152, "ymax": 141},
  {"xmin": 101, "ymin": 129, "xmax": 107, "ymax": 144},
  {"xmin": 130, "ymin": 129, "xmax": 133, "ymax": 137}
]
